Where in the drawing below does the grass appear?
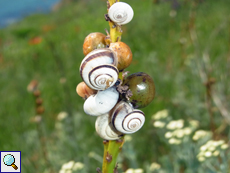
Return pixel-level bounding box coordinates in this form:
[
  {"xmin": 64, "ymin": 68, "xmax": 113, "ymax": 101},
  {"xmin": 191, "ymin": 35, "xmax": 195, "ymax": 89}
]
[{"xmin": 0, "ymin": 0, "xmax": 229, "ymax": 172}]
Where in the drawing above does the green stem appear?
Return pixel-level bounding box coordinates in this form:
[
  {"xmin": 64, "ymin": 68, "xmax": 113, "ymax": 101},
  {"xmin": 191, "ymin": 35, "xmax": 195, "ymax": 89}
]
[
  {"xmin": 101, "ymin": 1, "xmax": 125, "ymax": 172},
  {"xmin": 102, "ymin": 138, "xmax": 125, "ymax": 173},
  {"xmin": 108, "ymin": 0, "xmax": 122, "ymax": 43}
]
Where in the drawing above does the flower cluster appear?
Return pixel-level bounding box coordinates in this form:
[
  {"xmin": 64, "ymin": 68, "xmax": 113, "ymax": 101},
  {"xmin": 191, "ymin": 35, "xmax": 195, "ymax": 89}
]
[
  {"xmin": 152, "ymin": 110, "xmax": 198, "ymax": 145},
  {"xmin": 197, "ymin": 140, "xmax": 229, "ymax": 162}
]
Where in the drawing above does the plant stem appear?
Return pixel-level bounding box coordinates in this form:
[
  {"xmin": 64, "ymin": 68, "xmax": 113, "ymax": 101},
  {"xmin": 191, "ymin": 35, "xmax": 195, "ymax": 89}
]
[
  {"xmin": 102, "ymin": 138, "xmax": 125, "ymax": 173},
  {"xmin": 108, "ymin": 0, "xmax": 122, "ymax": 43},
  {"xmin": 101, "ymin": 1, "xmax": 125, "ymax": 172}
]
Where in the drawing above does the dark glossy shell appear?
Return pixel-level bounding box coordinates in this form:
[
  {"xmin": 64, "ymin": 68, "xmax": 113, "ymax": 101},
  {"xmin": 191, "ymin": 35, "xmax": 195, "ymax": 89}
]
[{"xmin": 123, "ymin": 72, "xmax": 155, "ymax": 108}]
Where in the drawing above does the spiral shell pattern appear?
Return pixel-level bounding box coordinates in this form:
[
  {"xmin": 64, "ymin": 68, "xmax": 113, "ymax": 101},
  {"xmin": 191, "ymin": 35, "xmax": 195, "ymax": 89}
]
[
  {"xmin": 111, "ymin": 101, "xmax": 145, "ymax": 134},
  {"xmin": 80, "ymin": 48, "xmax": 119, "ymax": 90},
  {"xmin": 95, "ymin": 113, "xmax": 123, "ymax": 140},
  {"xmin": 108, "ymin": 2, "xmax": 134, "ymax": 25}
]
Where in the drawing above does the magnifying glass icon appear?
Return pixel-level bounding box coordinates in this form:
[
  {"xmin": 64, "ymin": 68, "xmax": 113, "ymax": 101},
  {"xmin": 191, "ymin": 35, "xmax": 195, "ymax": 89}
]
[{"xmin": 3, "ymin": 154, "xmax": 18, "ymax": 170}]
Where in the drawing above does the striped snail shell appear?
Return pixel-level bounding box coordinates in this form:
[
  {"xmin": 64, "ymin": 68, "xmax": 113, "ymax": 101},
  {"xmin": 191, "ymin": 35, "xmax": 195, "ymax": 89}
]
[
  {"xmin": 80, "ymin": 48, "xmax": 119, "ymax": 90},
  {"xmin": 95, "ymin": 113, "xmax": 123, "ymax": 140},
  {"xmin": 111, "ymin": 101, "xmax": 145, "ymax": 134},
  {"xmin": 108, "ymin": 2, "xmax": 134, "ymax": 25},
  {"xmin": 84, "ymin": 86, "xmax": 119, "ymax": 116}
]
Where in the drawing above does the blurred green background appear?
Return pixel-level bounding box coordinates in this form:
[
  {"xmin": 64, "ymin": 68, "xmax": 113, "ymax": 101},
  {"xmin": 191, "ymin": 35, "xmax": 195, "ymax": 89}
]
[{"xmin": 0, "ymin": 0, "xmax": 229, "ymax": 172}]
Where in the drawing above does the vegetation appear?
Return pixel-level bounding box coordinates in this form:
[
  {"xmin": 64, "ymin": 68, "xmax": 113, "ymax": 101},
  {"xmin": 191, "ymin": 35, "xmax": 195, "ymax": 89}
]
[{"xmin": 0, "ymin": 0, "xmax": 229, "ymax": 172}]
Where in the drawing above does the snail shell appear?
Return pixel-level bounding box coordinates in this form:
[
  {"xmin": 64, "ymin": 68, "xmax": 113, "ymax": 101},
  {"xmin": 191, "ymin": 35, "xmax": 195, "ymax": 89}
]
[
  {"xmin": 76, "ymin": 81, "xmax": 97, "ymax": 99},
  {"xmin": 108, "ymin": 2, "xmax": 134, "ymax": 25},
  {"xmin": 111, "ymin": 101, "xmax": 145, "ymax": 134},
  {"xmin": 84, "ymin": 86, "xmax": 119, "ymax": 116},
  {"xmin": 95, "ymin": 113, "xmax": 123, "ymax": 140},
  {"xmin": 83, "ymin": 32, "xmax": 107, "ymax": 56},
  {"xmin": 80, "ymin": 48, "xmax": 119, "ymax": 90},
  {"xmin": 109, "ymin": 42, "xmax": 133, "ymax": 71}
]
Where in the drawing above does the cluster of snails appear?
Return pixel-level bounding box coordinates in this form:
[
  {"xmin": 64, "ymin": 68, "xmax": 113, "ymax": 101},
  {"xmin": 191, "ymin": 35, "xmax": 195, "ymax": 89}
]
[{"xmin": 76, "ymin": 2, "xmax": 155, "ymax": 140}]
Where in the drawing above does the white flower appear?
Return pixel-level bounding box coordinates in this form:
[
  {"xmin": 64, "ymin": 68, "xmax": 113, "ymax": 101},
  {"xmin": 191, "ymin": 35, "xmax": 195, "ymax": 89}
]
[
  {"xmin": 198, "ymin": 156, "xmax": 205, "ymax": 162},
  {"xmin": 183, "ymin": 127, "xmax": 192, "ymax": 135},
  {"xmin": 200, "ymin": 145, "xmax": 207, "ymax": 151},
  {"xmin": 57, "ymin": 112, "xmax": 68, "ymax": 121},
  {"xmin": 61, "ymin": 161, "xmax": 74, "ymax": 170},
  {"xmin": 208, "ymin": 146, "xmax": 216, "ymax": 151},
  {"xmin": 217, "ymin": 140, "xmax": 225, "ymax": 145},
  {"xmin": 189, "ymin": 120, "xmax": 199, "ymax": 128},
  {"xmin": 165, "ymin": 132, "xmax": 173, "ymax": 138},
  {"xmin": 204, "ymin": 151, "xmax": 212, "ymax": 157},
  {"xmin": 152, "ymin": 110, "xmax": 168, "ymax": 120},
  {"xmin": 72, "ymin": 162, "xmax": 84, "ymax": 171},
  {"xmin": 149, "ymin": 162, "xmax": 161, "ymax": 171},
  {"xmin": 125, "ymin": 168, "xmax": 143, "ymax": 173},
  {"xmin": 168, "ymin": 138, "xmax": 181, "ymax": 145},
  {"xmin": 153, "ymin": 121, "xmax": 165, "ymax": 128},
  {"xmin": 192, "ymin": 130, "xmax": 210, "ymax": 141},
  {"xmin": 221, "ymin": 144, "xmax": 228, "ymax": 150},
  {"xmin": 174, "ymin": 129, "xmax": 184, "ymax": 138},
  {"xmin": 166, "ymin": 120, "xmax": 184, "ymax": 130},
  {"xmin": 213, "ymin": 150, "xmax": 220, "ymax": 156}
]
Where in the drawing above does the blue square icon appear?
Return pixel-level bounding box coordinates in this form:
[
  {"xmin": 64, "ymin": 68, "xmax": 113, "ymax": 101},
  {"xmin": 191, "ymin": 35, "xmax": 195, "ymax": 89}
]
[{"xmin": 0, "ymin": 151, "xmax": 21, "ymax": 173}]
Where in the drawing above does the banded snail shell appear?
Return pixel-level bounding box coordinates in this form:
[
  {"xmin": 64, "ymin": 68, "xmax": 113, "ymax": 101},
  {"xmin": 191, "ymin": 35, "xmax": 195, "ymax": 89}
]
[
  {"xmin": 80, "ymin": 48, "xmax": 119, "ymax": 90},
  {"xmin": 83, "ymin": 86, "xmax": 119, "ymax": 116},
  {"xmin": 111, "ymin": 101, "xmax": 145, "ymax": 134},
  {"xmin": 108, "ymin": 2, "xmax": 134, "ymax": 25},
  {"xmin": 95, "ymin": 113, "xmax": 123, "ymax": 140}
]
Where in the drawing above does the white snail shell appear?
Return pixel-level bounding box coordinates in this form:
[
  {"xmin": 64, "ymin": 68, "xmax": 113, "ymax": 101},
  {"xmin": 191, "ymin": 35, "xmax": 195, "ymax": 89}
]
[
  {"xmin": 84, "ymin": 86, "xmax": 119, "ymax": 116},
  {"xmin": 95, "ymin": 113, "xmax": 123, "ymax": 140},
  {"xmin": 111, "ymin": 101, "xmax": 145, "ymax": 134},
  {"xmin": 108, "ymin": 2, "xmax": 134, "ymax": 25},
  {"xmin": 80, "ymin": 48, "xmax": 119, "ymax": 90}
]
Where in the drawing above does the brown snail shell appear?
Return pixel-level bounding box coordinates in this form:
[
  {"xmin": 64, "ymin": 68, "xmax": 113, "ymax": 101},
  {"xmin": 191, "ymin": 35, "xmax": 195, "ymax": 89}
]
[
  {"xmin": 109, "ymin": 42, "xmax": 132, "ymax": 71},
  {"xmin": 83, "ymin": 32, "xmax": 107, "ymax": 56},
  {"xmin": 76, "ymin": 81, "xmax": 97, "ymax": 99}
]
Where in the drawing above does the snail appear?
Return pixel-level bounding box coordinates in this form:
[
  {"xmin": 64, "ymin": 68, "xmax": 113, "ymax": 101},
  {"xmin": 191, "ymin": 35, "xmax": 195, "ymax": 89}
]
[
  {"xmin": 109, "ymin": 42, "xmax": 133, "ymax": 71},
  {"xmin": 80, "ymin": 48, "xmax": 119, "ymax": 90},
  {"xmin": 123, "ymin": 72, "xmax": 155, "ymax": 108},
  {"xmin": 111, "ymin": 101, "xmax": 145, "ymax": 134},
  {"xmin": 83, "ymin": 32, "xmax": 107, "ymax": 56},
  {"xmin": 95, "ymin": 113, "xmax": 123, "ymax": 140},
  {"xmin": 83, "ymin": 86, "xmax": 119, "ymax": 116},
  {"xmin": 108, "ymin": 2, "xmax": 134, "ymax": 25},
  {"xmin": 76, "ymin": 81, "xmax": 97, "ymax": 99}
]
